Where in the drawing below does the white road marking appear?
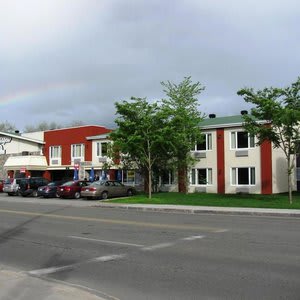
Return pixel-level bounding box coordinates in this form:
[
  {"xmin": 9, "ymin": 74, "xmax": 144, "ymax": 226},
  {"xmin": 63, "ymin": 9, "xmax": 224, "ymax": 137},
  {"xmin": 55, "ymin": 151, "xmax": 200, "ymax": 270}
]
[
  {"xmin": 182, "ymin": 235, "xmax": 205, "ymax": 241},
  {"xmin": 28, "ymin": 254, "xmax": 126, "ymax": 276},
  {"xmin": 68, "ymin": 235, "xmax": 144, "ymax": 247},
  {"xmin": 142, "ymin": 242, "xmax": 174, "ymax": 251},
  {"xmin": 93, "ymin": 254, "xmax": 126, "ymax": 262},
  {"xmin": 213, "ymin": 229, "xmax": 229, "ymax": 233}
]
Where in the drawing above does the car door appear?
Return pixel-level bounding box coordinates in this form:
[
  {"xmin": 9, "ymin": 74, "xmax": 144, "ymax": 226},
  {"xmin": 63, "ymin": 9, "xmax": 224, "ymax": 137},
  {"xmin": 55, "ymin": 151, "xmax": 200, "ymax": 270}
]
[{"xmin": 111, "ymin": 181, "xmax": 125, "ymax": 197}]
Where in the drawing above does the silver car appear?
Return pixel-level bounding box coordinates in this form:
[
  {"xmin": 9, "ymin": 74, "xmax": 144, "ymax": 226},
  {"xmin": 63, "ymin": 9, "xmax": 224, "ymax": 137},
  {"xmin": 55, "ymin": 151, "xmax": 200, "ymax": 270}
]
[
  {"xmin": 3, "ymin": 178, "xmax": 22, "ymax": 196},
  {"xmin": 81, "ymin": 180, "xmax": 135, "ymax": 200}
]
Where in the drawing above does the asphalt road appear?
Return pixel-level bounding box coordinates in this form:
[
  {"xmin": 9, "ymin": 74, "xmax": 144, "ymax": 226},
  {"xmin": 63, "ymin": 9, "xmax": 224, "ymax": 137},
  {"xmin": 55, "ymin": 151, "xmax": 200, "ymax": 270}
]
[{"xmin": 0, "ymin": 194, "xmax": 300, "ymax": 300}]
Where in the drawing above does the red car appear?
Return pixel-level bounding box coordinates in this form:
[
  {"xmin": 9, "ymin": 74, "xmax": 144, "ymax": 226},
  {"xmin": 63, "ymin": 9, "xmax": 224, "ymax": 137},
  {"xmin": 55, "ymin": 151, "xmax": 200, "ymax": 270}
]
[
  {"xmin": 0, "ymin": 180, "xmax": 4, "ymax": 192},
  {"xmin": 57, "ymin": 180, "xmax": 90, "ymax": 199}
]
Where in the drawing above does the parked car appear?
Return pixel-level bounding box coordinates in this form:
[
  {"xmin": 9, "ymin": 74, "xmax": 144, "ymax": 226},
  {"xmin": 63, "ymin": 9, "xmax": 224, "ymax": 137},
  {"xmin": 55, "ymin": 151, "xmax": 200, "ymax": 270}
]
[
  {"xmin": 3, "ymin": 178, "xmax": 23, "ymax": 196},
  {"xmin": 37, "ymin": 180, "xmax": 67, "ymax": 198},
  {"xmin": 81, "ymin": 180, "xmax": 135, "ymax": 200},
  {"xmin": 18, "ymin": 177, "xmax": 50, "ymax": 197},
  {"xmin": 0, "ymin": 179, "xmax": 4, "ymax": 192},
  {"xmin": 57, "ymin": 180, "xmax": 90, "ymax": 199}
]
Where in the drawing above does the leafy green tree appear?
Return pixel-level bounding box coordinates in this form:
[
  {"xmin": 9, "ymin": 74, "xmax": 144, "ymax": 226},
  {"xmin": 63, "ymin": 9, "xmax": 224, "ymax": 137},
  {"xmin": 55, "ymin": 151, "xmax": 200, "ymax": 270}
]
[
  {"xmin": 161, "ymin": 77, "xmax": 205, "ymax": 193},
  {"xmin": 237, "ymin": 77, "xmax": 300, "ymax": 203},
  {"xmin": 110, "ymin": 97, "xmax": 169, "ymax": 199}
]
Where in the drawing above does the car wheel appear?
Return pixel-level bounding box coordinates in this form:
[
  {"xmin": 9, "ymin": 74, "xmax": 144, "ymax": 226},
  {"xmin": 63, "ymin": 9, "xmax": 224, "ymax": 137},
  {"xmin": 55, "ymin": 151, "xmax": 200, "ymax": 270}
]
[
  {"xmin": 101, "ymin": 191, "xmax": 108, "ymax": 200},
  {"xmin": 74, "ymin": 192, "xmax": 81, "ymax": 199},
  {"xmin": 127, "ymin": 189, "xmax": 133, "ymax": 196},
  {"xmin": 55, "ymin": 192, "xmax": 60, "ymax": 198},
  {"xmin": 32, "ymin": 190, "xmax": 38, "ymax": 197}
]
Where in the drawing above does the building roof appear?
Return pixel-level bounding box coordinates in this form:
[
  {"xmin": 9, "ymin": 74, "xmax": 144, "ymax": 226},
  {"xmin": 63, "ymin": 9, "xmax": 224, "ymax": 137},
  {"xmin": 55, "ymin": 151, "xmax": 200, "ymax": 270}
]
[
  {"xmin": 44, "ymin": 125, "xmax": 111, "ymax": 132},
  {"xmin": 200, "ymin": 114, "xmax": 262, "ymax": 129},
  {"xmin": 0, "ymin": 131, "xmax": 44, "ymax": 144},
  {"xmin": 86, "ymin": 133, "xmax": 110, "ymax": 140}
]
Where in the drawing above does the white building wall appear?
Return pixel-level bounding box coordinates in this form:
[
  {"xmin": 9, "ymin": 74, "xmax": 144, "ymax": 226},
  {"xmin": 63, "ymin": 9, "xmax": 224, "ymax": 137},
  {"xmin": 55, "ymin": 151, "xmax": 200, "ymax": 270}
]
[
  {"xmin": 224, "ymin": 128, "xmax": 262, "ymax": 194},
  {"xmin": 272, "ymin": 146, "xmax": 297, "ymax": 193},
  {"xmin": 188, "ymin": 130, "xmax": 218, "ymax": 193},
  {"xmin": 3, "ymin": 139, "xmax": 42, "ymax": 155},
  {"xmin": 21, "ymin": 131, "xmax": 44, "ymax": 141},
  {"xmin": 91, "ymin": 140, "xmax": 113, "ymax": 168}
]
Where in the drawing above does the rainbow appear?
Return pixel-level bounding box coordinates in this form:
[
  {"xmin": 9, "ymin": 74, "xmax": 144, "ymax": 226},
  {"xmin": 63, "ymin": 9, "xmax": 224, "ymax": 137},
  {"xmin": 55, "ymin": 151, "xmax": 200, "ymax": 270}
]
[{"xmin": 0, "ymin": 80, "xmax": 88, "ymax": 106}]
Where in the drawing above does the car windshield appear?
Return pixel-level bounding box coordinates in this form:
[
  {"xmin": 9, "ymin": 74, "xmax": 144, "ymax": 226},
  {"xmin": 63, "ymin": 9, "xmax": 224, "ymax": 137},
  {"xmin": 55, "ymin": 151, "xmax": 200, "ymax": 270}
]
[
  {"xmin": 89, "ymin": 181, "xmax": 103, "ymax": 187},
  {"xmin": 4, "ymin": 179, "xmax": 13, "ymax": 184},
  {"xmin": 61, "ymin": 181, "xmax": 75, "ymax": 186},
  {"xmin": 47, "ymin": 182, "xmax": 56, "ymax": 186},
  {"xmin": 99, "ymin": 181, "xmax": 109, "ymax": 186}
]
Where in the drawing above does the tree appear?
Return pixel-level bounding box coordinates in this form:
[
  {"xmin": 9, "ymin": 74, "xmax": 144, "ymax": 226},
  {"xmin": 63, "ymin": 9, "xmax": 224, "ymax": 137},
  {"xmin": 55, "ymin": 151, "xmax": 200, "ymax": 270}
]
[
  {"xmin": 237, "ymin": 77, "xmax": 300, "ymax": 204},
  {"xmin": 161, "ymin": 77, "xmax": 205, "ymax": 193},
  {"xmin": 24, "ymin": 121, "xmax": 62, "ymax": 132},
  {"xmin": 0, "ymin": 121, "xmax": 17, "ymax": 133},
  {"xmin": 24, "ymin": 120, "xmax": 86, "ymax": 132},
  {"xmin": 110, "ymin": 97, "xmax": 169, "ymax": 199}
]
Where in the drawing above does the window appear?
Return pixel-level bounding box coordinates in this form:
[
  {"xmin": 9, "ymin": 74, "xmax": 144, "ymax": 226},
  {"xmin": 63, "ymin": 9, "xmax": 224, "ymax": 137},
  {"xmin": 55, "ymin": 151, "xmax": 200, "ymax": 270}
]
[
  {"xmin": 231, "ymin": 131, "xmax": 255, "ymax": 149},
  {"xmin": 50, "ymin": 146, "xmax": 61, "ymax": 159},
  {"xmin": 96, "ymin": 142, "xmax": 109, "ymax": 157},
  {"xmin": 161, "ymin": 170, "xmax": 175, "ymax": 185},
  {"xmin": 71, "ymin": 144, "xmax": 84, "ymax": 159},
  {"xmin": 123, "ymin": 170, "xmax": 135, "ymax": 184},
  {"xmin": 231, "ymin": 167, "xmax": 255, "ymax": 185},
  {"xmin": 190, "ymin": 168, "xmax": 212, "ymax": 185},
  {"xmin": 192, "ymin": 133, "xmax": 212, "ymax": 151}
]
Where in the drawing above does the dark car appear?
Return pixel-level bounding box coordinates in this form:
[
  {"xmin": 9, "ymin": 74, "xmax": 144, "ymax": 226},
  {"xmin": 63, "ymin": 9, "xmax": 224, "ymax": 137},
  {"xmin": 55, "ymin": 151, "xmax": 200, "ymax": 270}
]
[
  {"xmin": 18, "ymin": 177, "xmax": 50, "ymax": 197},
  {"xmin": 57, "ymin": 180, "xmax": 90, "ymax": 199},
  {"xmin": 37, "ymin": 180, "xmax": 67, "ymax": 198}
]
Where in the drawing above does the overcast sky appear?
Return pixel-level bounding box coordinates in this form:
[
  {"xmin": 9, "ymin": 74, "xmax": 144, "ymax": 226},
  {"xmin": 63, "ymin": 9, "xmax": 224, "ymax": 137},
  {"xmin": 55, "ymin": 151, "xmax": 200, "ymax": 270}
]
[{"xmin": 1, "ymin": 0, "xmax": 300, "ymax": 131}]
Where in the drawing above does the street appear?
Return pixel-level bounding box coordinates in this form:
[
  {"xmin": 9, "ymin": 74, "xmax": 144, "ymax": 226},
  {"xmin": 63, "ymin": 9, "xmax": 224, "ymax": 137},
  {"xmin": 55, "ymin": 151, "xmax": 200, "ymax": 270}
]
[{"xmin": 0, "ymin": 194, "xmax": 300, "ymax": 300}]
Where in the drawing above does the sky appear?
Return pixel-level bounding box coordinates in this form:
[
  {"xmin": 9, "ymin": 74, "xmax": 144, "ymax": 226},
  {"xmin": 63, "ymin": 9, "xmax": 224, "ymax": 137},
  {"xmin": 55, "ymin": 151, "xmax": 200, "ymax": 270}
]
[{"xmin": 1, "ymin": 0, "xmax": 300, "ymax": 131}]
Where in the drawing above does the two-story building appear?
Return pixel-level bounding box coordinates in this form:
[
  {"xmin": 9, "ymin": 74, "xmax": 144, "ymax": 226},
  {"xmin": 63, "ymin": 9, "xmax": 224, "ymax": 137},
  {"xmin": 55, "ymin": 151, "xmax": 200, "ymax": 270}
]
[
  {"xmin": 2, "ymin": 115, "xmax": 298, "ymax": 194},
  {"xmin": 44, "ymin": 125, "xmax": 113, "ymax": 180},
  {"xmin": 187, "ymin": 114, "xmax": 298, "ymax": 194},
  {"xmin": 1, "ymin": 131, "xmax": 46, "ymax": 179}
]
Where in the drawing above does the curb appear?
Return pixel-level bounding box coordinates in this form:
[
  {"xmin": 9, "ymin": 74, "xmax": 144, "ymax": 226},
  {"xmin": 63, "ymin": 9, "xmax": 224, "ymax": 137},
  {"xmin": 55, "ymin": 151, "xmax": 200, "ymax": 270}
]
[
  {"xmin": 0, "ymin": 268, "xmax": 105, "ymax": 300},
  {"xmin": 93, "ymin": 203, "xmax": 300, "ymax": 218}
]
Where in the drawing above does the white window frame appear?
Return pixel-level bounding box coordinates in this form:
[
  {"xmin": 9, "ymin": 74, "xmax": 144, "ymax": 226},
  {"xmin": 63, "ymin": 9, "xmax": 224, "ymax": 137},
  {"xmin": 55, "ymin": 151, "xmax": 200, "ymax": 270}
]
[
  {"xmin": 71, "ymin": 144, "xmax": 85, "ymax": 161},
  {"xmin": 190, "ymin": 168, "xmax": 213, "ymax": 186},
  {"xmin": 230, "ymin": 131, "xmax": 255, "ymax": 150},
  {"xmin": 96, "ymin": 141, "xmax": 110, "ymax": 157},
  {"xmin": 192, "ymin": 133, "xmax": 212, "ymax": 152},
  {"xmin": 161, "ymin": 170, "xmax": 175, "ymax": 185},
  {"xmin": 122, "ymin": 170, "xmax": 135, "ymax": 184},
  {"xmin": 231, "ymin": 167, "xmax": 256, "ymax": 186},
  {"xmin": 49, "ymin": 146, "xmax": 61, "ymax": 159}
]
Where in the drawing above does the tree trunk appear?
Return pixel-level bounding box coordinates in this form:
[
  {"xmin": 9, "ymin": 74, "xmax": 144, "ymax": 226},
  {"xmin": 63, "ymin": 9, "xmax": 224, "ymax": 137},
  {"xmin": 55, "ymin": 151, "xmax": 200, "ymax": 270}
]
[
  {"xmin": 287, "ymin": 157, "xmax": 293, "ymax": 204},
  {"xmin": 143, "ymin": 169, "xmax": 149, "ymax": 194},
  {"xmin": 178, "ymin": 165, "xmax": 187, "ymax": 193}
]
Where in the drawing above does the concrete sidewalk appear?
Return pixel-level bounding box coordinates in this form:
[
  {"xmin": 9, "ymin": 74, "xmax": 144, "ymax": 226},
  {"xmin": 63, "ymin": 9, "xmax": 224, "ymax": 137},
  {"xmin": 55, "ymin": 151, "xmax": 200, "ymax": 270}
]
[
  {"xmin": 0, "ymin": 268, "xmax": 105, "ymax": 300},
  {"xmin": 95, "ymin": 202, "xmax": 300, "ymax": 217}
]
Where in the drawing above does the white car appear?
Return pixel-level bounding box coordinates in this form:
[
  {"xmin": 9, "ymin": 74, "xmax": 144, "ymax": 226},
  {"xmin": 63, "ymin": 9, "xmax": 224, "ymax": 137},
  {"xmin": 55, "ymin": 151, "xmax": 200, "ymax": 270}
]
[{"xmin": 3, "ymin": 178, "xmax": 22, "ymax": 196}]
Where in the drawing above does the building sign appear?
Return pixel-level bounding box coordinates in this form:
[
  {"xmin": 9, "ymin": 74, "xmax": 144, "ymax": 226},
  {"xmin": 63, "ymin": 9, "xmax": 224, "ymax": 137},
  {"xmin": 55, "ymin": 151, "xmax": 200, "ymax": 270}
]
[
  {"xmin": 0, "ymin": 135, "xmax": 12, "ymax": 155},
  {"xmin": 20, "ymin": 167, "xmax": 26, "ymax": 173}
]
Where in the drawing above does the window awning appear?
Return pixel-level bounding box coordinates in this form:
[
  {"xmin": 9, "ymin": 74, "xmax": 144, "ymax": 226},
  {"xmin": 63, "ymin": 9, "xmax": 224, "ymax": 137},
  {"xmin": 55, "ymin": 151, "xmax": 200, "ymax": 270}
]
[{"xmin": 4, "ymin": 156, "xmax": 48, "ymax": 170}]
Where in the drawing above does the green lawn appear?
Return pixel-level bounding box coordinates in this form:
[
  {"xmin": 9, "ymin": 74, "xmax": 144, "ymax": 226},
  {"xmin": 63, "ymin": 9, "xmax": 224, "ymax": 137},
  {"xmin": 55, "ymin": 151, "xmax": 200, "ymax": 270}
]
[{"xmin": 109, "ymin": 192, "xmax": 300, "ymax": 209}]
